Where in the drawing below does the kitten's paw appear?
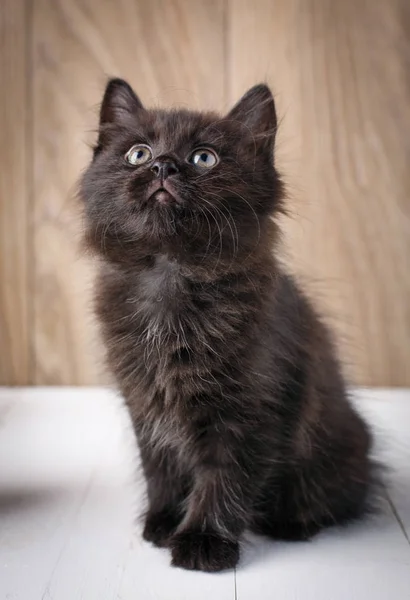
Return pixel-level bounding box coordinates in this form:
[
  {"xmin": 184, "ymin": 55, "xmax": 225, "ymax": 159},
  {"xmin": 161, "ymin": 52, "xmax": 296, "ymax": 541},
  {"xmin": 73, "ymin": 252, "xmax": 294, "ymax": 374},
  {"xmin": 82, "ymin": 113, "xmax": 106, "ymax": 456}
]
[
  {"xmin": 143, "ymin": 509, "xmax": 180, "ymax": 548},
  {"xmin": 170, "ymin": 531, "xmax": 239, "ymax": 572}
]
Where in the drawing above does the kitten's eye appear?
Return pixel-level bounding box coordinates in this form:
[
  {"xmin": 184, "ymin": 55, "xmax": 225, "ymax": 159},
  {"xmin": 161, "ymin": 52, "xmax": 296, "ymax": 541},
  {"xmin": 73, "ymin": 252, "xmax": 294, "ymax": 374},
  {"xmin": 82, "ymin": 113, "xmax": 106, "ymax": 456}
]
[
  {"xmin": 189, "ymin": 148, "xmax": 218, "ymax": 169},
  {"xmin": 125, "ymin": 144, "xmax": 152, "ymax": 166}
]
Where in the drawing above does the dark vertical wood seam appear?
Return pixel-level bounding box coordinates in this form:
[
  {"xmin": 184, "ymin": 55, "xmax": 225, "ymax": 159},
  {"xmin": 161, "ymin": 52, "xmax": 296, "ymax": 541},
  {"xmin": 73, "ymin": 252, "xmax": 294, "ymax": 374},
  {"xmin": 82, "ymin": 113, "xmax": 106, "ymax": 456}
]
[
  {"xmin": 25, "ymin": 0, "xmax": 34, "ymax": 385},
  {"xmin": 222, "ymin": 0, "xmax": 231, "ymax": 109}
]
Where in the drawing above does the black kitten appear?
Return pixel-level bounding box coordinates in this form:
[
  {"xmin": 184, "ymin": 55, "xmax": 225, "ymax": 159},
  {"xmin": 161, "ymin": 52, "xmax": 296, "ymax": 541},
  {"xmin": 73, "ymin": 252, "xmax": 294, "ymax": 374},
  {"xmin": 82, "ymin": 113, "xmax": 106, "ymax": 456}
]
[{"xmin": 80, "ymin": 79, "xmax": 377, "ymax": 572}]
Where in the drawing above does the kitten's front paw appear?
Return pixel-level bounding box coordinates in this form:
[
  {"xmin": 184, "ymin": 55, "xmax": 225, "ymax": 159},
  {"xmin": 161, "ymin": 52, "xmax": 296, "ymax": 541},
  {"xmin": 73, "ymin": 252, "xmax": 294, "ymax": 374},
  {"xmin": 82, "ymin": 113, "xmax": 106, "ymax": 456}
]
[
  {"xmin": 170, "ymin": 531, "xmax": 239, "ymax": 572},
  {"xmin": 143, "ymin": 509, "xmax": 180, "ymax": 548}
]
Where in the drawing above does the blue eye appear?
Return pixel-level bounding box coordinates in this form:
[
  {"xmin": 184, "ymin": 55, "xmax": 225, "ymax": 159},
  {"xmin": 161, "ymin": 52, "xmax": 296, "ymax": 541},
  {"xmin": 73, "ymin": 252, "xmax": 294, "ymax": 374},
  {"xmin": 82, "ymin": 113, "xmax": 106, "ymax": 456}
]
[
  {"xmin": 189, "ymin": 148, "xmax": 218, "ymax": 168},
  {"xmin": 125, "ymin": 144, "xmax": 152, "ymax": 165}
]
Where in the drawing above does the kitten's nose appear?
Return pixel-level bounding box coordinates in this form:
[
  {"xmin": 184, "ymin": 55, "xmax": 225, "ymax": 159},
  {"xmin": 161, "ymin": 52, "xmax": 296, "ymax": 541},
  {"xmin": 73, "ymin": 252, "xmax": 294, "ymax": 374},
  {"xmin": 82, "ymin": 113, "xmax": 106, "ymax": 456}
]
[{"xmin": 151, "ymin": 160, "xmax": 179, "ymax": 180}]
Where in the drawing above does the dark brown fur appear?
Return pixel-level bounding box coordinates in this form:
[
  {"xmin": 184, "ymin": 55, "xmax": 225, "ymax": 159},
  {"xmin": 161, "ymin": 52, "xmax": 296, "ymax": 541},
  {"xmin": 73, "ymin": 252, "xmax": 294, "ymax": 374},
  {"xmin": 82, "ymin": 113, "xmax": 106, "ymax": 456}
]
[{"xmin": 80, "ymin": 79, "xmax": 377, "ymax": 572}]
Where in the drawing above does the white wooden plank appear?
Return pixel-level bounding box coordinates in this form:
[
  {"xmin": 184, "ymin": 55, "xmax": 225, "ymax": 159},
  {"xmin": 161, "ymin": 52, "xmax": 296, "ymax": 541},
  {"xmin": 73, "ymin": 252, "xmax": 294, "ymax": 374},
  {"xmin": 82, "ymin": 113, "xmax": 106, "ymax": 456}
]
[
  {"xmin": 235, "ymin": 390, "xmax": 410, "ymax": 599},
  {"xmin": 0, "ymin": 485, "xmax": 93, "ymax": 600},
  {"xmin": 0, "ymin": 388, "xmax": 409, "ymax": 600},
  {"xmin": 0, "ymin": 388, "xmax": 134, "ymax": 490},
  {"xmin": 356, "ymin": 389, "xmax": 410, "ymax": 544},
  {"xmin": 0, "ymin": 388, "xmax": 235, "ymax": 600},
  {"xmin": 237, "ymin": 507, "xmax": 410, "ymax": 599},
  {"xmin": 0, "ymin": 388, "xmax": 133, "ymax": 600}
]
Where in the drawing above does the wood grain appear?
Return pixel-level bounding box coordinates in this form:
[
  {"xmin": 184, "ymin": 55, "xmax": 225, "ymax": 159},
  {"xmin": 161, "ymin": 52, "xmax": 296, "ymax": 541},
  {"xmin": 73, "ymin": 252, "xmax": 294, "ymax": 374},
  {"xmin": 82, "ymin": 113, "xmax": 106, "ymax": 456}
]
[
  {"xmin": 228, "ymin": 0, "xmax": 410, "ymax": 386},
  {"xmin": 0, "ymin": 0, "xmax": 30, "ymax": 385},
  {"xmin": 32, "ymin": 0, "xmax": 225, "ymax": 384},
  {"xmin": 1, "ymin": 1, "xmax": 410, "ymax": 385}
]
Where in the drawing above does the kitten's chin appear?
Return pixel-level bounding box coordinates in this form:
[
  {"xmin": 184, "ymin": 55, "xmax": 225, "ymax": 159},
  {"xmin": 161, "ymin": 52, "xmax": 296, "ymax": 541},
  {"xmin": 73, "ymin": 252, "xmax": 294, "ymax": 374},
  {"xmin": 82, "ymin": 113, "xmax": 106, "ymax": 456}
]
[{"xmin": 151, "ymin": 188, "xmax": 178, "ymax": 206}]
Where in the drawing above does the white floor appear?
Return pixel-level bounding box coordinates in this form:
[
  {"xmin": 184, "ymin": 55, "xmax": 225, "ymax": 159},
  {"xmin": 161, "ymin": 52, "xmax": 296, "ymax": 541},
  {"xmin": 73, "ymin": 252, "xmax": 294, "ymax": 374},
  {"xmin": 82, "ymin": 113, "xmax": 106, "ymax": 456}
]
[{"xmin": 0, "ymin": 388, "xmax": 409, "ymax": 600}]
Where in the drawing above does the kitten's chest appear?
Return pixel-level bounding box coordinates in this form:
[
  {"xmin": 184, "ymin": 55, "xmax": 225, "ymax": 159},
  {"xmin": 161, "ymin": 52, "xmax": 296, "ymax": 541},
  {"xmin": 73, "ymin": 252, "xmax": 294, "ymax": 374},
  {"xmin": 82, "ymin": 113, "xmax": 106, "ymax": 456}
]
[
  {"xmin": 137, "ymin": 254, "xmax": 186, "ymax": 323},
  {"xmin": 121, "ymin": 257, "xmax": 205, "ymax": 388},
  {"xmin": 102, "ymin": 258, "xmax": 225, "ymax": 403},
  {"xmin": 140, "ymin": 254, "xmax": 182, "ymax": 297}
]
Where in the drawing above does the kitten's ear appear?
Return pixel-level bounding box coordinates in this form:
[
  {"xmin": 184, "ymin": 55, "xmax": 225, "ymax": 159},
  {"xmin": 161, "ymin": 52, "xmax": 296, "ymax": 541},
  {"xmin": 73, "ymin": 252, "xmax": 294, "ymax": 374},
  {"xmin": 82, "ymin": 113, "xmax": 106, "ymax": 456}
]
[
  {"xmin": 99, "ymin": 78, "xmax": 144, "ymax": 126},
  {"xmin": 227, "ymin": 84, "xmax": 277, "ymax": 148}
]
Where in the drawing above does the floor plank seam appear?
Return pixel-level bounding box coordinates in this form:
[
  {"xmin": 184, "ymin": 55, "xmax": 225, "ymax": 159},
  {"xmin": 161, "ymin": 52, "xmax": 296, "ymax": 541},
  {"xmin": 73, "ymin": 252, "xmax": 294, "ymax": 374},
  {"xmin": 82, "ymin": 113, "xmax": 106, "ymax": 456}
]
[{"xmin": 386, "ymin": 491, "xmax": 410, "ymax": 547}]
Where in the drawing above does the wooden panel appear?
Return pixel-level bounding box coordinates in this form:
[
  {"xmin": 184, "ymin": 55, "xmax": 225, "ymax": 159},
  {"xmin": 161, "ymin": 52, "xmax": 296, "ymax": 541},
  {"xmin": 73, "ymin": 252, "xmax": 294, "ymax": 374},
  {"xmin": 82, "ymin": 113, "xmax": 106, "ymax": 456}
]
[
  {"xmin": 2, "ymin": 0, "xmax": 407, "ymax": 385},
  {"xmin": 228, "ymin": 0, "xmax": 410, "ymax": 386},
  {"xmin": 32, "ymin": 0, "xmax": 225, "ymax": 384},
  {"xmin": 0, "ymin": 0, "xmax": 30, "ymax": 385}
]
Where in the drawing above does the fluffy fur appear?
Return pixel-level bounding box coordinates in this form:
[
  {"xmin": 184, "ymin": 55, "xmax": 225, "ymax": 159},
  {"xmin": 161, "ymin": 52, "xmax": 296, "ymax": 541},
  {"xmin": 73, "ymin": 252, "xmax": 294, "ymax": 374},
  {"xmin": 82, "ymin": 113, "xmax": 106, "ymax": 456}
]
[{"xmin": 80, "ymin": 79, "xmax": 377, "ymax": 572}]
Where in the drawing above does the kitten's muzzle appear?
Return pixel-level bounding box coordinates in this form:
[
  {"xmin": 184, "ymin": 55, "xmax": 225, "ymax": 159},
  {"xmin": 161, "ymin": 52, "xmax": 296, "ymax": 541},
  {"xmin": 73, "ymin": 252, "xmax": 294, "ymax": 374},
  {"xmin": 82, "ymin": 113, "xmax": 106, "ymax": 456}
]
[
  {"xmin": 151, "ymin": 160, "xmax": 179, "ymax": 181},
  {"xmin": 148, "ymin": 179, "xmax": 180, "ymax": 205}
]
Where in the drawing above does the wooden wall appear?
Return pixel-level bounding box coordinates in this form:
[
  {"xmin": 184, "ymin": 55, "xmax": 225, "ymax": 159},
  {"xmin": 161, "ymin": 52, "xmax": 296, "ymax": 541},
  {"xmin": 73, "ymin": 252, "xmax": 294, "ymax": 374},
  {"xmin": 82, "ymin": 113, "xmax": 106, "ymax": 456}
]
[{"xmin": 1, "ymin": 0, "xmax": 409, "ymax": 386}]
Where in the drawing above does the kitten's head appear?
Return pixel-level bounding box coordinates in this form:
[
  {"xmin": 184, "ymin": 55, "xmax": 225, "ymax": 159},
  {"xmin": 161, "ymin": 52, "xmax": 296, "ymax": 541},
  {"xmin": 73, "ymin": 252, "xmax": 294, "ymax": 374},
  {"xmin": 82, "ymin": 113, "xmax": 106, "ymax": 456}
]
[{"xmin": 81, "ymin": 78, "xmax": 283, "ymax": 268}]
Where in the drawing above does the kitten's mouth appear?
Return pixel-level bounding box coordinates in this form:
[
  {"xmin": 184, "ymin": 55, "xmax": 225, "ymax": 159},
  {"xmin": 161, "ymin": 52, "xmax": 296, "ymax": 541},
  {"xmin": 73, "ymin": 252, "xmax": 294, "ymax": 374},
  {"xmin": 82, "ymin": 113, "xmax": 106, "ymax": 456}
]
[
  {"xmin": 151, "ymin": 188, "xmax": 176, "ymax": 205},
  {"xmin": 148, "ymin": 181, "xmax": 179, "ymax": 206}
]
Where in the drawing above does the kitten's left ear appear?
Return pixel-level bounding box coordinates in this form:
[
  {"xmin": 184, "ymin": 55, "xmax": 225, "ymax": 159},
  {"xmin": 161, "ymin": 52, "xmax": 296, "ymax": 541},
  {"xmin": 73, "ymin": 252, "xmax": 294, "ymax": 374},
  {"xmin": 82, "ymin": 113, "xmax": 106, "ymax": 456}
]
[
  {"xmin": 99, "ymin": 78, "xmax": 144, "ymax": 126},
  {"xmin": 227, "ymin": 84, "xmax": 277, "ymax": 148}
]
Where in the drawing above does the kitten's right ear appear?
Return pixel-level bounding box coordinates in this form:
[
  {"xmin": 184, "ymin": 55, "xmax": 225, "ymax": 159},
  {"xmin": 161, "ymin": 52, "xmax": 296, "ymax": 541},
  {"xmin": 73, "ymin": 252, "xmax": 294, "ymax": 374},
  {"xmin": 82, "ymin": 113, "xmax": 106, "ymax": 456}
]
[{"xmin": 99, "ymin": 78, "xmax": 144, "ymax": 126}]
